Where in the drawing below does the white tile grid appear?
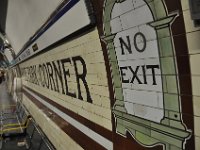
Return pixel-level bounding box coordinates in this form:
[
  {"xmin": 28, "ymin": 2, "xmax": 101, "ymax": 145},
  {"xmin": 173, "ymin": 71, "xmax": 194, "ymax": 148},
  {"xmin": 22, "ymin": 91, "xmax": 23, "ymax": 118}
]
[
  {"xmin": 111, "ymin": 0, "xmax": 134, "ymax": 19},
  {"xmin": 124, "ymin": 96, "xmax": 164, "ymax": 123},
  {"xmin": 133, "ymin": 103, "xmax": 164, "ymax": 123},
  {"xmin": 127, "ymin": 40, "xmax": 160, "ymax": 60},
  {"xmin": 124, "ymin": 101, "xmax": 135, "ymax": 115},
  {"xmin": 139, "ymin": 24, "xmax": 157, "ymax": 41},
  {"xmin": 120, "ymin": 4, "xmax": 153, "ymax": 31},
  {"xmin": 110, "ymin": 17, "xmax": 123, "ymax": 34},
  {"xmin": 133, "ymin": 0, "xmax": 146, "ymax": 9},
  {"xmin": 111, "ymin": 0, "xmax": 147, "ymax": 19},
  {"xmin": 123, "ymin": 88, "xmax": 163, "ymax": 108}
]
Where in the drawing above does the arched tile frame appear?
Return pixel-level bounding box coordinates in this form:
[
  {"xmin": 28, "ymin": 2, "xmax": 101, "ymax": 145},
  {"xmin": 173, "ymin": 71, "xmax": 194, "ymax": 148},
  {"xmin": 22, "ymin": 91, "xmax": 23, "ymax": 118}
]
[{"xmin": 101, "ymin": 0, "xmax": 191, "ymax": 149}]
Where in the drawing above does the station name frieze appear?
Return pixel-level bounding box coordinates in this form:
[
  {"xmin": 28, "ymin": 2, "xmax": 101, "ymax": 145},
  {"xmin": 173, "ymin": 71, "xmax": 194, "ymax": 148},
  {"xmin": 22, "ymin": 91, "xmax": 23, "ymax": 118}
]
[{"xmin": 21, "ymin": 56, "xmax": 92, "ymax": 103}]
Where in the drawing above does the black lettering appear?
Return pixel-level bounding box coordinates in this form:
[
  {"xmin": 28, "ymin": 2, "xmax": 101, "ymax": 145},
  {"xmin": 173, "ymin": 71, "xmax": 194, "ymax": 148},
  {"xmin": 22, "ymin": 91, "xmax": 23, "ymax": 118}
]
[
  {"xmin": 146, "ymin": 65, "xmax": 159, "ymax": 85},
  {"xmin": 120, "ymin": 67, "xmax": 129, "ymax": 83},
  {"xmin": 43, "ymin": 64, "xmax": 50, "ymax": 88},
  {"xmin": 61, "ymin": 58, "xmax": 76, "ymax": 98},
  {"xmin": 141, "ymin": 65, "xmax": 147, "ymax": 84},
  {"xmin": 28, "ymin": 67, "xmax": 32, "ymax": 83},
  {"xmin": 119, "ymin": 36, "xmax": 132, "ymax": 55},
  {"xmin": 52, "ymin": 61, "xmax": 65, "ymax": 94},
  {"xmin": 72, "ymin": 56, "xmax": 92, "ymax": 103},
  {"xmin": 33, "ymin": 65, "xmax": 39, "ymax": 85},
  {"xmin": 46, "ymin": 62, "xmax": 57, "ymax": 91},
  {"xmin": 134, "ymin": 32, "xmax": 146, "ymax": 53},
  {"xmin": 38, "ymin": 64, "xmax": 45, "ymax": 87},
  {"xmin": 129, "ymin": 66, "xmax": 142, "ymax": 84}
]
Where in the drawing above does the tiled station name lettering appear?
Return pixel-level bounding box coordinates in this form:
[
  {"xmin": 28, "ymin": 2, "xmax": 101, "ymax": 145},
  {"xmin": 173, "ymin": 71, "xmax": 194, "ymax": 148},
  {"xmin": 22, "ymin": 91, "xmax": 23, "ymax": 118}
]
[
  {"xmin": 21, "ymin": 56, "xmax": 92, "ymax": 103},
  {"xmin": 119, "ymin": 32, "xmax": 160, "ymax": 85}
]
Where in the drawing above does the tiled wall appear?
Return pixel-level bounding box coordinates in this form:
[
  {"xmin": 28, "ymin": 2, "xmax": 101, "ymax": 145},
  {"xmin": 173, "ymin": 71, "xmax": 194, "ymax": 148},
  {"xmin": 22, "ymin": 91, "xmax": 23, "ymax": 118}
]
[
  {"xmin": 22, "ymin": 94, "xmax": 84, "ymax": 150},
  {"xmin": 181, "ymin": 0, "xmax": 200, "ymax": 150},
  {"xmin": 20, "ymin": 28, "xmax": 113, "ymax": 149},
  {"xmin": 11, "ymin": 0, "xmax": 199, "ymax": 150}
]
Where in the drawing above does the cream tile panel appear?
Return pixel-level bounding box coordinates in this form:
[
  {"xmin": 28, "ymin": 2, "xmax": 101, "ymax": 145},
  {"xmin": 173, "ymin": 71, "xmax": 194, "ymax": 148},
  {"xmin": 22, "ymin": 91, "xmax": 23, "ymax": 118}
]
[
  {"xmin": 181, "ymin": 0, "xmax": 189, "ymax": 11},
  {"xmin": 192, "ymin": 76, "xmax": 200, "ymax": 96},
  {"xmin": 20, "ymin": 28, "xmax": 112, "ymax": 131},
  {"xmin": 196, "ymin": 136, "xmax": 200, "ymax": 150},
  {"xmin": 46, "ymin": 28, "xmax": 101, "ymax": 55},
  {"xmin": 187, "ymin": 31, "xmax": 200, "ymax": 54},
  {"xmin": 23, "ymin": 94, "xmax": 83, "ymax": 150},
  {"xmin": 24, "ymin": 83, "xmax": 112, "ymax": 129},
  {"xmin": 190, "ymin": 54, "xmax": 200, "ymax": 75},
  {"xmin": 194, "ymin": 96, "xmax": 200, "ymax": 116},
  {"xmin": 26, "ymin": 83, "xmax": 110, "ymax": 108},
  {"xmin": 194, "ymin": 116, "xmax": 200, "ymax": 137}
]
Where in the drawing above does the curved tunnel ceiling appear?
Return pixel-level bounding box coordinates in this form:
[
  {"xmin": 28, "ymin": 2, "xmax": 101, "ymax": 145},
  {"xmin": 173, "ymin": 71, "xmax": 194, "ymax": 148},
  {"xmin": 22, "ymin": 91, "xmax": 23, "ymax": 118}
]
[{"xmin": 0, "ymin": 0, "xmax": 64, "ymax": 55}]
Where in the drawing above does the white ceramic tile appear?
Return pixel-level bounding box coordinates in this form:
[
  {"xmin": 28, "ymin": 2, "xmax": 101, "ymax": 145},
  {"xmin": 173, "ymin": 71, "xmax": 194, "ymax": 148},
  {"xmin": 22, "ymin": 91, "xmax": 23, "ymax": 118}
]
[
  {"xmin": 139, "ymin": 24, "xmax": 157, "ymax": 41},
  {"xmin": 115, "ymin": 47, "xmax": 128, "ymax": 61},
  {"xmin": 123, "ymin": 89, "xmax": 163, "ymax": 108},
  {"xmin": 124, "ymin": 101, "xmax": 135, "ymax": 115},
  {"xmin": 132, "ymin": 103, "xmax": 164, "ymax": 123},
  {"xmin": 111, "ymin": 0, "xmax": 134, "ymax": 19},
  {"xmin": 111, "ymin": 17, "xmax": 123, "ymax": 34},
  {"xmin": 120, "ymin": 10, "xmax": 136, "ymax": 30},
  {"xmin": 132, "ymin": 0, "xmax": 146, "ymax": 9},
  {"xmin": 157, "ymin": 92, "xmax": 164, "ymax": 108},
  {"xmin": 129, "ymin": 40, "xmax": 160, "ymax": 59},
  {"xmin": 120, "ymin": 4, "xmax": 153, "ymax": 30}
]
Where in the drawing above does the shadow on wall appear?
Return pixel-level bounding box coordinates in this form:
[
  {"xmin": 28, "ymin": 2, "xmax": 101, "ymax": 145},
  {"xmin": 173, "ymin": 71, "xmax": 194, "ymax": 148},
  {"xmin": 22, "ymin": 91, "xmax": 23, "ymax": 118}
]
[
  {"xmin": 0, "ymin": 0, "xmax": 8, "ymax": 34},
  {"xmin": 0, "ymin": 69, "xmax": 5, "ymax": 84}
]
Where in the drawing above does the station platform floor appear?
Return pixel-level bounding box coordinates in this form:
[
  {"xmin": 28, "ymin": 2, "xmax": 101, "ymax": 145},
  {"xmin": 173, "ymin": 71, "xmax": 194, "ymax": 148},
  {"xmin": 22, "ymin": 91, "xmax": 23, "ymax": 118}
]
[
  {"xmin": 0, "ymin": 81, "xmax": 55, "ymax": 150},
  {"xmin": 0, "ymin": 81, "xmax": 27, "ymax": 150}
]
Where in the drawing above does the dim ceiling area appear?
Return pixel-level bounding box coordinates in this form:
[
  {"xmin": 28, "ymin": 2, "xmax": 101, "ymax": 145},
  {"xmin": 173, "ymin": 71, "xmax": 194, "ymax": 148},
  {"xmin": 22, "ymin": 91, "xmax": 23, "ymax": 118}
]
[{"xmin": 0, "ymin": 0, "xmax": 63, "ymax": 67}]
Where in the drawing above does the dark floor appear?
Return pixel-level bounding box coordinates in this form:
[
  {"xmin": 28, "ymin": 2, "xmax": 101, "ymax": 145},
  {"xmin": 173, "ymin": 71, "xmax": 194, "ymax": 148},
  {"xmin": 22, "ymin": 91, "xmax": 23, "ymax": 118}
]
[
  {"xmin": 0, "ymin": 81, "xmax": 55, "ymax": 150},
  {"xmin": 0, "ymin": 81, "xmax": 27, "ymax": 150}
]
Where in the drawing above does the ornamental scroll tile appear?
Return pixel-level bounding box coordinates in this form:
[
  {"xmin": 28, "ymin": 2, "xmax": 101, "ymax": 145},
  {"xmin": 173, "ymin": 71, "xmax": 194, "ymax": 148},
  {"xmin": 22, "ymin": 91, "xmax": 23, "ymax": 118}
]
[{"xmin": 101, "ymin": 0, "xmax": 191, "ymax": 149}]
